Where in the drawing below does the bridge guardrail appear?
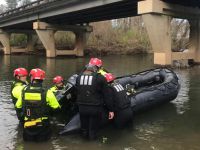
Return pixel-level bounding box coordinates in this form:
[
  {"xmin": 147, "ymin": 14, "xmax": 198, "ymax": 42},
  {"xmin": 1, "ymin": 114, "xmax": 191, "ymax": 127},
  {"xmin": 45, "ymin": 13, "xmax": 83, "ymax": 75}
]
[{"xmin": 0, "ymin": 0, "xmax": 57, "ymax": 18}]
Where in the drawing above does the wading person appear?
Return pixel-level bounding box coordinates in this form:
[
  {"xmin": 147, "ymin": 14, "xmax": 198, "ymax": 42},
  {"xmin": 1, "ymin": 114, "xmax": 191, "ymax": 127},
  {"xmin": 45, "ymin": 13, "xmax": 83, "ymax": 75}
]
[
  {"xmin": 11, "ymin": 68, "xmax": 28, "ymax": 122},
  {"xmin": 88, "ymin": 57, "xmax": 109, "ymax": 76},
  {"xmin": 105, "ymin": 73, "xmax": 133, "ymax": 129},
  {"xmin": 15, "ymin": 68, "xmax": 60, "ymax": 142},
  {"xmin": 76, "ymin": 64, "xmax": 114, "ymax": 140}
]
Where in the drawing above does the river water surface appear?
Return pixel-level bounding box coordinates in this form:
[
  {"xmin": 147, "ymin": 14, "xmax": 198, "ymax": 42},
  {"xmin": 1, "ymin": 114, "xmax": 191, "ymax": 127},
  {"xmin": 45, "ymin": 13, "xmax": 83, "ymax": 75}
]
[{"xmin": 0, "ymin": 54, "xmax": 200, "ymax": 150}]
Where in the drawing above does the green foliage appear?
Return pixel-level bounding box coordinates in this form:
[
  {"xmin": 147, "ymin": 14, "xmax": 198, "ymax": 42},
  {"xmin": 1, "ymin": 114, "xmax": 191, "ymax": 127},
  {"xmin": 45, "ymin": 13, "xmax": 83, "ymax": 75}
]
[
  {"xmin": 10, "ymin": 34, "xmax": 27, "ymax": 47},
  {"xmin": 54, "ymin": 31, "xmax": 75, "ymax": 49}
]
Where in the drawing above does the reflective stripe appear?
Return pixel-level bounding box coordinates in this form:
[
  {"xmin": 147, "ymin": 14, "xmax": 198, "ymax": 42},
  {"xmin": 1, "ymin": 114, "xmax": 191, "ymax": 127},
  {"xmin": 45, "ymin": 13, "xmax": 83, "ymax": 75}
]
[
  {"xmin": 80, "ymin": 75, "xmax": 84, "ymax": 85},
  {"xmin": 88, "ymin": 76, "xmax": 93, "ymax": 85},
  {"xmin": 80, "ymin": 75, "xmax": 93, "ymax": 85},
  {"xmin": 24, "ymin": 116, "xmax": 48, "ymax": 121},
  {"xmin": 24, "ymin": 93, "xmax": 41, "ymax": 101},
  {"xmin": 114, "ymin": 85, "xmax": 120, "ymax": 92},
  {"xmin": 120, "ymin": 84, "xmax": 124, "ymax": 90},
  {"xmin": 117, "ymin": 85, "xmax": 121, "ymax": 91},
  {"xmin": 24, "ymin": 120, "xmax": 39, "ymax": 128},
  {"xmin": 114, "ymin": 84, "xmax": 124, "ymax": 92},
  {"xmin": 118, "ymin": 85, "xmax": 124, "ymax": 91},
  {"xmin": 27, "ymin": 109, "xmax": 31, "ymax": 117},
  {"xmin": 24, "ymin": 118, "xmax": 44, "ymax": 128},
  {"xmin": 84, "ymin": 75, "xmax": 88, "ymax": 85}
]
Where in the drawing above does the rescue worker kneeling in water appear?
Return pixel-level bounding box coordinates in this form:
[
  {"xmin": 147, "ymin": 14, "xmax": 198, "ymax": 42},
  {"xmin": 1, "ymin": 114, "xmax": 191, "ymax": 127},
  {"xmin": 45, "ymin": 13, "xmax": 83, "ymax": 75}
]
[
  {"xmin": 49, "ymin": 75, "xmax": 67, "ymax": 107},
  {"xmin": 11, "ymin": 68, "xmax": 28, "ymax": 122},
  {"xmin": 76, "ymin": 64, "xmax": 114, "ymax": 140},
  {"xmin": 15, "ymin": 68, "xmax": 61, "ymax": 142},
  {"xmin": 50, "ymin": 76, "xmax": 65, "ymax": 95},
  {"xmin": 105, "ymin": 73, "xmax": 133, "ymax": 129}
]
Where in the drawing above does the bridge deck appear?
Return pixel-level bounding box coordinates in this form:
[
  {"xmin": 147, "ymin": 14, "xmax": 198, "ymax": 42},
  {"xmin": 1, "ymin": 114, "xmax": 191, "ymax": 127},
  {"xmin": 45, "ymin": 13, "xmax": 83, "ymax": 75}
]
[
  {"xmin": 0, "ymin": 0, "xmax": 138, "ymax": 29},
  {"xmin": 0, "ymin": 0, "xmax": 200, "ymax": 29}
]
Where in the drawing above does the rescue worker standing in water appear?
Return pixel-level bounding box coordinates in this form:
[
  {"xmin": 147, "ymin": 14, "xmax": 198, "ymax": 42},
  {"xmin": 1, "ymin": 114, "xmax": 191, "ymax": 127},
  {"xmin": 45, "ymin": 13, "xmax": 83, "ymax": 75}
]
[
  {"xmin": 105, "ymin": 73, "xmax": 133, "ymax": 129},
  {"xmin": 11, "ymin": 68, "xmax": 28, "ymax": 122},
  {"xmin": 15, "ymin": 68, "xmax": 60, "ymax": 142},
  {"xmin": 76, "ymin": 64, "xmax": 114, "ymax": 140},
  {"xmin": 88, "ymin": 58, "xmax": 108, "ymax": 76}
]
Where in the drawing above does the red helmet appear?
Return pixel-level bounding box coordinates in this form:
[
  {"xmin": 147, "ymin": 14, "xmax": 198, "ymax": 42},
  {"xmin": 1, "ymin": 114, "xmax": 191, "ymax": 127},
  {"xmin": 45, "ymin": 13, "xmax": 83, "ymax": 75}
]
[
  {"xmin": 53, "ymin": 76, "xmax": 64, "ymax": 84},
  {"xmin": 29, "ymin": 68, "xmax": 45, "ymax": 81},
  {"xmin": 105, "ymin": 73, "xmax": 115, "ymax": 82},
  {"xmin": 89, "ymin": 58, "xmax": 102, "ymax": 67},
  {"xmin": 13, "ymin": 68, "xmax": 28, "ymax": 77}
]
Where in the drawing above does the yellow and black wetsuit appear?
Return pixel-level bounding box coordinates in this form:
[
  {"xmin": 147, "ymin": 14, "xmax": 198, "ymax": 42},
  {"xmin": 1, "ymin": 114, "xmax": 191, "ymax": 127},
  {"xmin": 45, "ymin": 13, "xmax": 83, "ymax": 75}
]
[{"xmin": 15, "ymin": 84, "xmax": 60, "ymax": 142}]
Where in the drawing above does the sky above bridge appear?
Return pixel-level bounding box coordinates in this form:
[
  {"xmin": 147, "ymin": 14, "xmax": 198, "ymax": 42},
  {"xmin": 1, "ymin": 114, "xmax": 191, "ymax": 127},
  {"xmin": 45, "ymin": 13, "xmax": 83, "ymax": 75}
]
[
  {"xmin": 0, "ymin": 1, "xmax": 6, "ymax": 5},
  {"xmin": 0, "ymin": 0, "xmax": 35, "ymax": 5}
]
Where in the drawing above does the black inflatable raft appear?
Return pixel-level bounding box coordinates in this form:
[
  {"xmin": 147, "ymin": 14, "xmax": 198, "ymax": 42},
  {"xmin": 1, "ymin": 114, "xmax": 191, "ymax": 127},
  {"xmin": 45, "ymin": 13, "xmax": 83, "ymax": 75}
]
[{"xmin": 59, "ymin": 68, "xmax": 180, "ymax": 135}]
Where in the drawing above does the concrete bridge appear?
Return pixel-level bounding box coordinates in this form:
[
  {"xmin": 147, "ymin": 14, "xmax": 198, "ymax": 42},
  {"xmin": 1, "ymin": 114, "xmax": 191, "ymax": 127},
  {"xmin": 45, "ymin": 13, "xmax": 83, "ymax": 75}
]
[{"xmin": 0, "ymin": 0, "xmax": 200, "ymax": 65}]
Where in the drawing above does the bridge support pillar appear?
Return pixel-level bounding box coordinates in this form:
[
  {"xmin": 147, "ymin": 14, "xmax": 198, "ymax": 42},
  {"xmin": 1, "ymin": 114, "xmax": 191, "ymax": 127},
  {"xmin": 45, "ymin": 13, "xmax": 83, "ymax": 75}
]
[
  {"xmin": 33, "ymin": 22, "xmax": 56, "ymax": 57},
  {"xmin": 36, "ymin": 29, "xmax": 56, "ymax": 57},
  {"xmin": 138, "ymin": 0, "xmax": 200, "ymax": 65},
  {"xmin": 189, "ymin": 19, "xmax": 200, "ymax": 63},
  {"xmin": 142, "ymin": 14, "xmax": 172, "ymax": 65},
  {"xmin": 33, "ymin": 22, "xmax": 92, "ymax": 57},
  {"xmin": 0, "ymin": 30, "xmax": 11, "ymax": 55},
  {"xmin": 74, "ymin": 31, "xmax": 90, "ymax": 57},
  {"xmin": 46, "ymin": 58, "xmax": 56, "ymax": 74}
]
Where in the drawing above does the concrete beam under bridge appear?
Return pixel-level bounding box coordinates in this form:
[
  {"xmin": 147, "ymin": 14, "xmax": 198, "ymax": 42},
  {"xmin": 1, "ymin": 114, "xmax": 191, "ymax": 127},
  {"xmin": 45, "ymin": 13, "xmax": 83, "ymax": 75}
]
[
  {"xmin": 33, "ymin": 22, "xmax": 92, "ymax": 58},
  {"xmin": 138, "ymin": 0, "xmax": 200, "ymax": 65}
]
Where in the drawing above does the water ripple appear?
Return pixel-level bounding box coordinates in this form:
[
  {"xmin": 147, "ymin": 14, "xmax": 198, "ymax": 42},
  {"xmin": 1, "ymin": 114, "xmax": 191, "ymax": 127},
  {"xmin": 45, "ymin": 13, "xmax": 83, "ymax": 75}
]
[
  {"xmin": 0, "ymin": 80, "xmax": 18, "ymax": 150},
  {"xmin": 172, "ymin": 70, "xmax": 190, "ymax": 114}
]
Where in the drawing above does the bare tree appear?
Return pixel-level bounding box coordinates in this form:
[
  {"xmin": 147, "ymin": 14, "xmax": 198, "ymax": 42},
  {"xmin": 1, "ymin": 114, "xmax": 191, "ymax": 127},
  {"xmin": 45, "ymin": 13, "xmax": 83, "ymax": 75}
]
[
  {"xmin": 171, "ymin": 19, "xmax": 190, "ymax": 51},
  {"xmin": 5, "ymin": 0, "xmax": 18, "ymax": 10},
  {"xmin": 18, "ymin": 0, "xmax": 32, "ymax": 6},
  {"xmin": 0, "ymin": 4, "xmax": 7, "ymax": 13}
]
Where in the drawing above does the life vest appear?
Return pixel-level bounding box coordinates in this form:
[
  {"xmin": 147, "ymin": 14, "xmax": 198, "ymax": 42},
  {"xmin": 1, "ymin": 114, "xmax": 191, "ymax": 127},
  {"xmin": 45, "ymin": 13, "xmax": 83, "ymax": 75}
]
[
  {"xmin": 22, "ymin": 86, "xmax": 49, "ymax": 121},
  {"xmin": 49, "ymin": 85, "xmax": 58, "ymax": 96},
  {"xmin": 76, "ymin": 72, "xmax": 103, "ymax": 106},
  {"xmin": 98, "ymin": 68, "xmax": 107, "ymax": 76},
  {"xmin": 110, "ymin": 82, "xmax": 130, "ymax": 111},
  {"xmin": 49, "ymin": 85, "xmax": 65, "ymax": 96},
  {"xmin": 11, "ymin": 80, "xmax": 27, "ymax": 105}
]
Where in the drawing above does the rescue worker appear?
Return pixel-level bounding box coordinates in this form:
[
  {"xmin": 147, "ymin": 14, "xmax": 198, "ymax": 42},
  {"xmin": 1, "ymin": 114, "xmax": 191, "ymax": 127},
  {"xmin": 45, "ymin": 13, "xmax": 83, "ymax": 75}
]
[
  {"xmin": 49, "ymin": 75, "xmax": 67, "ymax": 107},
  {"xmin": 88, "ymin": 58, "xmax": 108, "ymax": 76},
  {"xmin": 76, "ymin": 64, "xmax": 114, "ymax": 140},
  {"xmin": 50, "ymin": 75, "xmax": 77, "ymax": 121},
  {"xmin": 11, "ymin": 67, "xmax": 28, "ymax": 122},
  {"xmin": 50, "ymin": 75, "xmax": 65, "ymax": 95},
  {"xmin": 15, "ymin": 68, "xmax": 61, "ymax": 142},
  {"xmin": 105, "ymin": 73, "xmax": 133, "ymax": 129}
]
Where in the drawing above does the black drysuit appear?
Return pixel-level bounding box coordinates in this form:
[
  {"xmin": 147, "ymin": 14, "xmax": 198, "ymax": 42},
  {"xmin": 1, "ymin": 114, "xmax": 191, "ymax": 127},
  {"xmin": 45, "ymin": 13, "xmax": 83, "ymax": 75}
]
[
  {"xmin": 106, "ymin": 82, "xmax": 133, "ymax": 128},
  {"xmin": 76, "ymin": 71, "xmax": 113, "ymax": 139}
]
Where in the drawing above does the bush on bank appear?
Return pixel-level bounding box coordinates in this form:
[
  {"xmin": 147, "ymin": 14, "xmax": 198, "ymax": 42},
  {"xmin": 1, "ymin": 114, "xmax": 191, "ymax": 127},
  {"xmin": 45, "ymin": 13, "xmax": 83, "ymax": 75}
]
[{"xmin": 7, "ymin": 17, "xmax": 189, "ymax": 56}]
